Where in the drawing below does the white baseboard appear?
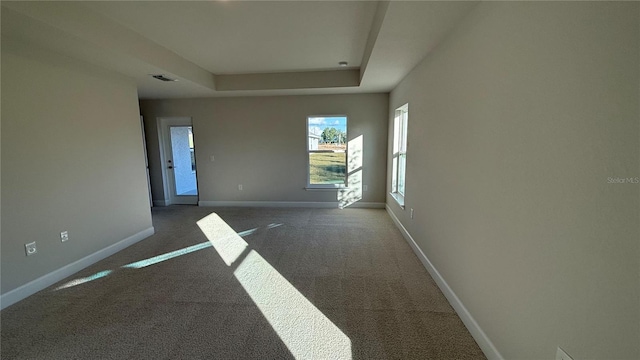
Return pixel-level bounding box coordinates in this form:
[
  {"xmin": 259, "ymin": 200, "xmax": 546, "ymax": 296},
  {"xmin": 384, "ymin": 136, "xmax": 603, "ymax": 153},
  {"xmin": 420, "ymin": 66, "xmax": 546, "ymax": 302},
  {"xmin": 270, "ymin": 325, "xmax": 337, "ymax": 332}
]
[
  {"xmin": 199, "ymin": 201, "xmax": 337, "ymax": 208},
  {"xmin": 0, "ymin": 227, "xmax": 155, "ymax": 310},
  {"xmin": 153, "ymin": 200, "xmax": 168, "ymax": 207},
  {"xmin": 385, "ymin": 206, "xmax": 504, "ymax": 360},
  {"xmin": 199, "ymin": 201, "xmax": 385, "ymax": 209}
]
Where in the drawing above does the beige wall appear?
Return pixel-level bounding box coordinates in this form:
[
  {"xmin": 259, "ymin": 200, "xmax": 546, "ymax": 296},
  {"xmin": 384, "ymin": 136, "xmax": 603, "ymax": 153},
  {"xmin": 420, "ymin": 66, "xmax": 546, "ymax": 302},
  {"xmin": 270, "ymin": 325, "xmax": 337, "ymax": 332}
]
[
  {"xmin": 387, "ymin": 2, "xmax": 639, "ymax": 359},
  {"xmin": 1, "ymin": 45, "xmax": 153, "ymax": 294},
  {"xmin": 140, "ymin": 94, "xmax": 389, "ymax": 205}
]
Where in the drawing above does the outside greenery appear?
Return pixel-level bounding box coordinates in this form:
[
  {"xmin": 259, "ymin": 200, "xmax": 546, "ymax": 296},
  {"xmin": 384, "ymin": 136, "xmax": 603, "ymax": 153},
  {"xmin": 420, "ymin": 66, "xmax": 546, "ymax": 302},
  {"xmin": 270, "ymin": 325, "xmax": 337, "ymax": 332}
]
[
  {"xmin": 320, "ymin": 127, "xmax": 346, "ymax": 145},
  {"xmin": 309, "ymin": 152, "xmax": 346, "ymax": 184}
]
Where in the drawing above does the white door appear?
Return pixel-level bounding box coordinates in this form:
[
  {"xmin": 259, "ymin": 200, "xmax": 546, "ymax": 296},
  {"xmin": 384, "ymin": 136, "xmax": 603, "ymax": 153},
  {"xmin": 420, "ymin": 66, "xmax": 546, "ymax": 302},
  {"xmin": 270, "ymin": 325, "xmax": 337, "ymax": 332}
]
[{"xmin": 159, "ymin": 117, "xmax": 198, "ymax": 205}]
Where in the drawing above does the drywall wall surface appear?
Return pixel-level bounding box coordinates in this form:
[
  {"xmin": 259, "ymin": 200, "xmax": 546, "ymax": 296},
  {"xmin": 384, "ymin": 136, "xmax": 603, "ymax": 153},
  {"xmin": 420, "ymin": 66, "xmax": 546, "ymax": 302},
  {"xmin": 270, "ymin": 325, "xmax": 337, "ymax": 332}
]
[
  {"xmin": 1, "ymin": 46, "xmax": 153, "ymax": 294},
  {"xmin": 140, "ymin": 93, "xmax": 389, "ymax": 205},
  {"xmin": 387, "ymin": 2, "xmax": 639, "ymax": 359}
]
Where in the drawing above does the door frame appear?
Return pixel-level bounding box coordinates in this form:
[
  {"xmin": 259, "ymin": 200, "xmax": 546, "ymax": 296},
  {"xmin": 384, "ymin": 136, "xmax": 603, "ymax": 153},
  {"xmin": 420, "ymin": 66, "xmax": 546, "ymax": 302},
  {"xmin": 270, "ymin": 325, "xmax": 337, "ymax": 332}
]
[
  {"xmin": 140, "ymin": 116, "xmax": 153, "ymax": 208},
  {"xmin": 157, "ymin": 117, "xmax": 198, "ymax": 205}
]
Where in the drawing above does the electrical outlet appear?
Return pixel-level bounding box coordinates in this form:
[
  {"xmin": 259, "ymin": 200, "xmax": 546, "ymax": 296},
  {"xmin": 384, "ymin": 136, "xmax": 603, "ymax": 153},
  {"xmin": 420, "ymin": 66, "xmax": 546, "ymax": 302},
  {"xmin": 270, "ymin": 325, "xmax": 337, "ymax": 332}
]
[
  {"xmin": 210, "ymin": 155, "xmax": 215, "ymax": 162},
  {"xmin": 25, "ymin": 242, "xmax": 37, "ymax": 256},
  {"xmin": 363, "ymin": 185, "xmax": 368, "ymax": 191},
  {"xmin": 410, "ymin": 208, "xmax": 414, "ymax": 219},
  {"xmin": 556, "ymin": 347, "xmax": 574, "ymax": 360},
  {"xmin": 238, "ymin": 184, "xmax": 243, "ymax": 191},
  {"xmin": 60, "ymin": 230, "xmax": 69, "ymax": 242}
]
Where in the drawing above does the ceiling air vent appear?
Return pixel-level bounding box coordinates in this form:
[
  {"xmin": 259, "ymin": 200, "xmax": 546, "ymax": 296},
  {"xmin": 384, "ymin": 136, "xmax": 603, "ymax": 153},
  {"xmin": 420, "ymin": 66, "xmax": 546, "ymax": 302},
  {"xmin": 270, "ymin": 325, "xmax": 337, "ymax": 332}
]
[{"xmin": 150, "ymin": 74, "xmax": 177, "ymax": 82}]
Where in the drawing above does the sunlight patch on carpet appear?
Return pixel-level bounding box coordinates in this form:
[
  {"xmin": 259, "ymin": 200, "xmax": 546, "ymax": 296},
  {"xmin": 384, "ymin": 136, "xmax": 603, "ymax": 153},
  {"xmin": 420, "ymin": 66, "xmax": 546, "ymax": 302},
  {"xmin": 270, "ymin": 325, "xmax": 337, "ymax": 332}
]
[
  {"xmin": 197, "ymin": 213, "xmax": 352, "ymax": 358},
  {"xmin": 54, "ymin": 270, "xmax": 113, "ymax": 291},
  {"xmin": 197, "ymin": 213, "xmax": 250, "ymax": 266},
  {"xmin": 235, "ymin": 250, "xmax": 352, "ymax": 359},
  {"xmin": 122, "ymin": 242, "xmax": 213, "ymax": 269},
  {"xmin": 55, "ymin": 214, "xmax": 262, "ymax": 291}
]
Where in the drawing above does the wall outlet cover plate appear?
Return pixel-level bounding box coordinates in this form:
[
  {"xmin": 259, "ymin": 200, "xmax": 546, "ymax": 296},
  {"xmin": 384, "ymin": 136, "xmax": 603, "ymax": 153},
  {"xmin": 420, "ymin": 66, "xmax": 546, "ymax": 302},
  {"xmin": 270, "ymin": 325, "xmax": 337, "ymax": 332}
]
[{"xmin": 25, "ymin": 242, "xmax": 37, "ymax": 256}]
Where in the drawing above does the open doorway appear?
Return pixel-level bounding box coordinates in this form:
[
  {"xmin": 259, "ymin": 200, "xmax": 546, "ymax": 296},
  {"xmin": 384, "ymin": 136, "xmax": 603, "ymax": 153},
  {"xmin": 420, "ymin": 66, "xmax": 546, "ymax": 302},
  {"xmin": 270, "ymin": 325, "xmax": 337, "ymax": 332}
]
[{"xmin": 158, "ymin": 117, "xmax": 198, "ymax": 205}]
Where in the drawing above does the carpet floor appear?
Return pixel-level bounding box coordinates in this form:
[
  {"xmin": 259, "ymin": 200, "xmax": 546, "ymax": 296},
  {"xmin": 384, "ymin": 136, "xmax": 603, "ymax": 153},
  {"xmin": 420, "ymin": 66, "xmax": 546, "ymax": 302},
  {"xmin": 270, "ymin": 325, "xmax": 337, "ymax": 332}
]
[{"xmin": 1, "ymin": 206, "xmax": 485, "ymax": 359}]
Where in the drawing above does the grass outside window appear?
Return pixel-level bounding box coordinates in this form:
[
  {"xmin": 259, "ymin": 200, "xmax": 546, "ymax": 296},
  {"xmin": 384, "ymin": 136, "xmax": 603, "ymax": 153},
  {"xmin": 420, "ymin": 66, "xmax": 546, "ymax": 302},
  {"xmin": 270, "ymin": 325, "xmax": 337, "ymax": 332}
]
[{"xmin": 309, "ymin": 151, "xmax": 346, "ymax": 185}]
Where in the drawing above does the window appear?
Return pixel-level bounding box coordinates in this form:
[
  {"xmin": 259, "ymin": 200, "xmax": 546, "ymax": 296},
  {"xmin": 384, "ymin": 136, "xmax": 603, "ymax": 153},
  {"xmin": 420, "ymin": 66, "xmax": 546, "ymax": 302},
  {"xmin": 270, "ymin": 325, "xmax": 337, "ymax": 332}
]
[
  {"xmin": 307, "ymin": 115, "xmax": 347, "ymax": 188},
  {"xmin": 391, "ymin": 104, "xmax": 408, "ymax": 205}
]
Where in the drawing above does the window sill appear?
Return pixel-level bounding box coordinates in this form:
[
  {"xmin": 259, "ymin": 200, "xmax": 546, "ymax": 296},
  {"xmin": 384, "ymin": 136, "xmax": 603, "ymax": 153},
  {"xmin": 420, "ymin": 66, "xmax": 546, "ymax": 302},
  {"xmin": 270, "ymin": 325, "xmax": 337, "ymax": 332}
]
[
  {"xmin": 305, "ymin": 187, "xmax": 346, "ymax": 192},
  {"xmin": 390, "ymin": 192, "xmax": 405, "ymax": 209}
]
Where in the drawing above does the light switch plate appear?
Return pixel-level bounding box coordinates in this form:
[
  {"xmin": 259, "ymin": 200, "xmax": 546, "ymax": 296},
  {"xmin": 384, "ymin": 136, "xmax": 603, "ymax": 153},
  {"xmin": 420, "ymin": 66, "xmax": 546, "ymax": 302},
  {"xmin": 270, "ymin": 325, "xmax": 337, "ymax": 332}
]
[{"xmin": 60, "ymin": 231, "xmax": 69, "ymax": 242}]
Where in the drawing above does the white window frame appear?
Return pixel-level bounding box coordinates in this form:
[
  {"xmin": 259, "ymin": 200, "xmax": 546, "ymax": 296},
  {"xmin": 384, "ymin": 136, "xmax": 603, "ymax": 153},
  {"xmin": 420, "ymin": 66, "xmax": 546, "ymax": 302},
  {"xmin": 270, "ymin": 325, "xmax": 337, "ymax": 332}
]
[
  {"xmin": 188, "ymin": 127, "xmax": 196, "ymax": 173},
  {"xmin": 306, "ymin": 115, "xmax": 348, "ymax": 189},
  {"xmin": 391, "ymin": 104, "xmax": 408, "ymax": 207}
]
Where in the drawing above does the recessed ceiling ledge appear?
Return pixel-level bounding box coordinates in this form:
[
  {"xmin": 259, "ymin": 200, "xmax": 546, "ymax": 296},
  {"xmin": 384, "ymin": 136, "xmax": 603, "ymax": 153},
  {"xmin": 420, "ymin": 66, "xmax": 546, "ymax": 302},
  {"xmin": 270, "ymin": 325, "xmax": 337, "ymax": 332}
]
[
  {"xmin": 359, "ymin": 1, "xmax": 390, "ymax": 83},
  {"xmin": 2, "ymin": 1, "xmax": 217, "ymax": 92},
  {"xmin": 214, "ymin": 69, "xmax": 360, "ymax": 91}
]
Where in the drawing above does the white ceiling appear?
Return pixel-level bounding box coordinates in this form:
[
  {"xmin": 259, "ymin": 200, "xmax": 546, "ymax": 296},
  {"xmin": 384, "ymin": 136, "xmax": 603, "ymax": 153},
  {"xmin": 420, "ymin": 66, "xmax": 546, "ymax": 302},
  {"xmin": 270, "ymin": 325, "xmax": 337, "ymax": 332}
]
[
  {"xmin": 1, "ymin": 1, "xmax": 478, "ymax": 99},
  {"xmin": 83, "ymin": 1, "xmax": 377, "ymax": 74}
]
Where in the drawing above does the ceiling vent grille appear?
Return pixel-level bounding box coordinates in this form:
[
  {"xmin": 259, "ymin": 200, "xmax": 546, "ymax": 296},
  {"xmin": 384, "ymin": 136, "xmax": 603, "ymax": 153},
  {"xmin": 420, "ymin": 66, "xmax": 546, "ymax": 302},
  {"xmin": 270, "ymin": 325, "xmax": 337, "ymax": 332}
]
[{"xmin": 151, "ymin": 74, "xmax": 177, "ymax": 82}]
